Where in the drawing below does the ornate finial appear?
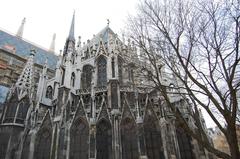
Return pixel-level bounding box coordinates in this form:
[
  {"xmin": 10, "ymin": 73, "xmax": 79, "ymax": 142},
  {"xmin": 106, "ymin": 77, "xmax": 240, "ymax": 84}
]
[
  {"xmin": 16, "ymin": 17, "xmax": 26, "ymax": 38},
  {"xmin": 77, "ymin": 36, "xmax": 81, "ymax": 48},
  {"xmin": 107, "ymin": 19, "xmax": 110, "ymax": 26},
  {"xmin": 49, "ymin": 33, "xmax": 56, "ymax": 53}
]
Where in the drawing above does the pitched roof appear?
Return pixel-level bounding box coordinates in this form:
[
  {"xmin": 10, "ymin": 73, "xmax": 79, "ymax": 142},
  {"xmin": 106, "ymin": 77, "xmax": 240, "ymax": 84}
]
[{"xmin": 0, "ymin": 30, "xmax": 58, "ymax": 69}]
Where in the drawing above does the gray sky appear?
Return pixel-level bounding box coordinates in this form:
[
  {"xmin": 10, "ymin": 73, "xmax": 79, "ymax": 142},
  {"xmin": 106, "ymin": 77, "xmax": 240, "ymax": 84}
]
[{"xmin": 0, "ymin": 0, "xmax": 137, "ymax": 53}]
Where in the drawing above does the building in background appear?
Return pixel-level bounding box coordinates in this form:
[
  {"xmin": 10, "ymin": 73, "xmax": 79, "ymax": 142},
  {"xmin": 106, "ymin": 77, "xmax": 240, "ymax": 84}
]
[{"xmin": 0, "ymin": 14, "xmax": 210, "ymax": 159}]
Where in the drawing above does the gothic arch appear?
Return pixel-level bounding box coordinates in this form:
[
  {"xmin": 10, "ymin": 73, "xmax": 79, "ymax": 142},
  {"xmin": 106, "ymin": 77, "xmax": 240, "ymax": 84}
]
[
  {"xmin": 70, "ymin": 118, "xmax": 89, "ymax": 159},
  {"xmin": 176, "ymin": 125, "xmax": 195, "ymax": 159},
  {"xmin": 120, "ymin": 117, "xmax": 139, "ymax": 159},
  {"xmin": 81, "ymin": 65, "xmax": 93, "ymax": 90},
  {"xmin": 96, "ymin": 119, "xmax": 112, "ymax": 159},
  {"xmin": 144, "ymin": 106, "xmax": 165, "ymax": 159},
  {"xmin": 46, "ymin": 86, "xmax": 53, "ymax": 99},
  {"xmin": 97, "ymin": 56, "xmax": 107, "ymax": 87},
  {"xmin": 34, "ymin": 127, "xmax": 52, "ymax": 159},
  {"xmin": 71, "ymin": 72, "xmax": 75, "ymax": 87},
  {"xmin": 4, "ymin": 91, "xmax": 18, "ymax": 123},
  {"xmin": 16, "ymin": 97, "xmax": 30, "ymax": 124},
  {"xmin": 118, "ymin": 56, "xmax": 123, "ymax": 84}
]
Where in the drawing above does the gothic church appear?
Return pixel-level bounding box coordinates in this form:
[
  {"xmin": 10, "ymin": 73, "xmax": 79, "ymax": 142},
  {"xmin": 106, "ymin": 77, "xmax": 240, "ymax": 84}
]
[{"xmin": 0, "ymin": 13, "xmax": 209, "ymax": 159}]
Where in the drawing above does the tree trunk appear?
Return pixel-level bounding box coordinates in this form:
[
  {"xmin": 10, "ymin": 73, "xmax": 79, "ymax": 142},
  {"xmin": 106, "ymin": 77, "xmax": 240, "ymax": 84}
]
[{"xmin": 227, "ymin": 125, "xmax": 240, "ymax": 159}]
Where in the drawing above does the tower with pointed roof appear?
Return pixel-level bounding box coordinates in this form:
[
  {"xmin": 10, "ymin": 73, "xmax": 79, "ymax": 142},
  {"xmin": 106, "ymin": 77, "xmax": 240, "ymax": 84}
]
[{"xmin": 0, "ymin": 14, "xmax": 210, "ymax": 159}]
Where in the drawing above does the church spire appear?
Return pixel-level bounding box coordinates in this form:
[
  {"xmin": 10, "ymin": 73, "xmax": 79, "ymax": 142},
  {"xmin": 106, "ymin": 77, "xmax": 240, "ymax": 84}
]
[
  {"xmin": 16, "ymin": 17, "xmax": 26, "ymax": 38},
  {"xmin": 49, "ymin": 33, "xmax": 56, "ymax": 53},
  {"xmin": 68, "ymin": 11, "xmax": 75, "ymax": 41}
]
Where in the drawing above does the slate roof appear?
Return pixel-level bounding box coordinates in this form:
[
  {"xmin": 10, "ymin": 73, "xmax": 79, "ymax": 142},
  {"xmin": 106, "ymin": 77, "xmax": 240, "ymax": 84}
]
[{"xmin": 0, "ymin": 30, "xmax": 58, "ymax": 69}]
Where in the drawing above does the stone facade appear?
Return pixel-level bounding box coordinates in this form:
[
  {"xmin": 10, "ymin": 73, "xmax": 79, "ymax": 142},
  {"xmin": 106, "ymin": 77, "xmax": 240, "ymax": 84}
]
[{"xmin": 0, "ymin": 14, "xmax": 209, "ymax": 159}]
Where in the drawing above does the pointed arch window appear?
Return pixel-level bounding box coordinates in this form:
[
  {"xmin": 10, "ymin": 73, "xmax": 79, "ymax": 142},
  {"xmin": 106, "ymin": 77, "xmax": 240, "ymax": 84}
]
[
  {"xmin": 16, "ymin": 99, "xmax": 29, "ymax": 124},
  {"xmin": 121, "ymin": 117, "xmax": 139, "ymax": 159},
  {"xmin": 176, "ymin": 126, "xmax": 195, "ymax": 159},
  {"xmin": 70, "ymin": 118, "xmax": 89, "ymax": 159},
  {"xmin": 96, "ymin": 119, "xmax": 112, "ymax": 159},
  {"xmin": 81, "ymin": 65, "xmax": 93, "ymax": 90},
  {"xmin": 71, "ymin": 72, "xmax": 75, "ymax": 87},
  {"xmin": 111, "ymin": 57, "xmax": 115, "ymax": 78},
  {"xmin": 97, "ymin": 56, "xmax": 107, "ymax": 87},
  {"xmin": 46, "ymin": 86, "xmax": 53, "ymax": 99},
  {"xmin": 144, "ymin": 112, "xmax": 165, "ymax": 159},
  {"xmin": 4, "ymin": 94, "xmax": 18, "ymax": 123},
  {"xmin": 118, "ymin": 58, "xmax": 123, "ymax": 84},
  {"xmin": 34, "ymin": 128, "xmax": 52, "ymax": 159}
]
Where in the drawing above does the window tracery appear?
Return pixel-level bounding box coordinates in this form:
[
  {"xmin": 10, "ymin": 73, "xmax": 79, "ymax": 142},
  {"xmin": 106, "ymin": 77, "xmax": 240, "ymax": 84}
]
[
  {"xmin": 81, "ymin": 65, "xmax": 93, "ymax": 90},
  {"xmin": 97, "ymin": 56, "xmax": 107, "ymax": 87}
]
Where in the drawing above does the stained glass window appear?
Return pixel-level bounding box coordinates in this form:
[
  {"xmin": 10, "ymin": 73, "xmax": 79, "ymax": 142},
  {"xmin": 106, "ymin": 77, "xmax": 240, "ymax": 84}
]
[
  {"xmin": 81, "ymin": 65, "xmax": 93, "ymax": 89},
  {"xmin": 97, "ymin": 56, "xmax": 107, "ymax": 87},
  {"xmin": 16, "ymin": 99, "xmax": 29, "ymax": 124}
]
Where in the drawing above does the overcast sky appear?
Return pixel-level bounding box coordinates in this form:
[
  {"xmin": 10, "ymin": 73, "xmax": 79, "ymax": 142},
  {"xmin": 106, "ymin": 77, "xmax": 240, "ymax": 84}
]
[{"xmin": 0, "ymin": 0, "xmax": 137, "ymax": 53}]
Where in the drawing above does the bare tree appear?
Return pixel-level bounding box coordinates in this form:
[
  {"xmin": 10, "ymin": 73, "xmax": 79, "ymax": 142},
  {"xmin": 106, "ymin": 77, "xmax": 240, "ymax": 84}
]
[{"xmin": 128, "ymin": 0, "xmax": 240, "ymax": 158}]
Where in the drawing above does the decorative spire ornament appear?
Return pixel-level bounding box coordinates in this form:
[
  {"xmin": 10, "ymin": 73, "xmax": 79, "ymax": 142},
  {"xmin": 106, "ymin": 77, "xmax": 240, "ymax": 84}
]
[{"xmin": 16, "ymin": 17, "xmax": 26, "ymax": 38}]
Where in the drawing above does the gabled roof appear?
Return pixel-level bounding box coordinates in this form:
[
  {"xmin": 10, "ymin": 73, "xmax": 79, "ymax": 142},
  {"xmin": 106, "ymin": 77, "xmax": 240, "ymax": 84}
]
[{"xmin": 0, "ymin": 30, "xmax": 58, "ymax": 69}]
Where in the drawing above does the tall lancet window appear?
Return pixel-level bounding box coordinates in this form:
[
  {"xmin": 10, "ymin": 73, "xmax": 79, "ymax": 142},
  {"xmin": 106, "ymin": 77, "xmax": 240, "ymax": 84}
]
[
  {"xmin": 121, "ymin": 117, "xmax": 139, "ymax": 159},
  {"xmin": 71, "ymin": 72, "xmax": 75, "ymax": 87},
  {"xmin": 46, "ymin": 86, "xmax": 53, "ymax": 99},
  {"xmin": 97, "ymin": 56, "xmax": 107, "ymax": 87},
  {"xmin": 96, "ymin": 119, "xmax": 112, "ymax": 159},
  {"xmin": 70, "ymin": 118, "xmax": 89, "ymax": 159},
  {"xmin": 118, "ymin": 57, "xmax": 123, "ymax": 84},
  {"xmin": 34, "ymin": 128, "xmax": 52, "ymax": 159},
  {"xmin": 81, "ymin": 65, "xmax": 93, "ymax": 90},
  {"xmin": 16, "ymin": 99, "xmax": 29, "ymax": 124},
  {"xmin": 111, "ymin": 57, "xmax": 115, "ymax": 78},
  {"xmin": 176, "ymin": 125, "xmax": 195, "ymax": 159},
  {"xmin": 144, "ymin": 111, "xmax": 165, "ymax": 159}
]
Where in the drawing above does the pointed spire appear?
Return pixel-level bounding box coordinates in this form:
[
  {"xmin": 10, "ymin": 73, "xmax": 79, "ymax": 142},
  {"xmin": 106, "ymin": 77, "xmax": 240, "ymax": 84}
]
[
  {"xmin": 68, "ymin": 11, "xmax": 75, "ymax": 41},
  {"xmin": 16, "ymin": 49, "xmax": 36, "ymax": 90},
  {"xmin": 16, "ymin": 17, "xmax": 26, "ymax": 38},
  {"xmin": 49, "ymin": 33, "xmax": 56, "ymax": 53}
]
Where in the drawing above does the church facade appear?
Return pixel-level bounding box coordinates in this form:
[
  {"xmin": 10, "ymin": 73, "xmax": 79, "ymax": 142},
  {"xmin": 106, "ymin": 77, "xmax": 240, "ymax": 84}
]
[{"xmin": 0, "ymin": 13, "xmax": 209, "ymax": 159}]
